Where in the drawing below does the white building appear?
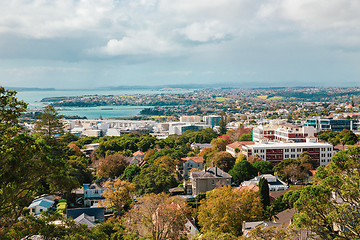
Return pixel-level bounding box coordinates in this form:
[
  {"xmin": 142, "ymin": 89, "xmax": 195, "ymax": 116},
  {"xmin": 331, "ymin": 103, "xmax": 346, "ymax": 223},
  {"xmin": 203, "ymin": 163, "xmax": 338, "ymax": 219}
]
[{"xmin": 242, "ymin": 174, "xmax": 288, "ymax": 191}]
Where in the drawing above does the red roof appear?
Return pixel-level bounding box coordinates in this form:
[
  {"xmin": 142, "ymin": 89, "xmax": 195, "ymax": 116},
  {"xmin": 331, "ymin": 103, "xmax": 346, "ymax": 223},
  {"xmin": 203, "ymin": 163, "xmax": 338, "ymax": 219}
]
[
  {"xmin": 236, "ymin": 184, "xmax": 259, "ymax": 192},
  {"xmin": 133, "ymin": 151, "xmax": 144, "ymax": 156},
  {"xmin": 181, "ymin": 156, "xmax": 204, "ymax": 163},
  {"xmin": 227, "ymin": 141, "xmax": 255, "ymax": 149}
]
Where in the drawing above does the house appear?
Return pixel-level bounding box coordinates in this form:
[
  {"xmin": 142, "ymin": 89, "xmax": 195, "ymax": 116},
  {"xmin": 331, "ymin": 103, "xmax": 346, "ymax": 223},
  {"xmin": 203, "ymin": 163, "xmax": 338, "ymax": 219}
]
[
  {"xmin": 67, "ymin": 207, "xmax": 105, "ymax": 227},
  {"xmin": 83, "ymin": 177, "xmax": 111, "ymax": 207},
  {"xmin": 74, "ymin": 213, "xmax": 97, "ymax": 228},
  {"xmin": 185, "ymin": 217, "xmax": 200, "ymax": 238},
  {"xmin": 28, "ymin": 196, "xmax": 55, "ymax": 216},
  {"xmin": 190, "ymin": 142, "xmax": 212, "ymax": 151},
  {"xmin": 242, "ymin": 221, "xmax": 281, "ymax": 237},
  {"xmin": 189, "ymin": 167, "xmax": 232, "ymax": 195},
  {"xmin": 178, "ymin": 156, "xmax": 205, "ymax": 179},
  {"xmin": 242, "ymin": 174, "xmax": 288, "ymax": 191}
]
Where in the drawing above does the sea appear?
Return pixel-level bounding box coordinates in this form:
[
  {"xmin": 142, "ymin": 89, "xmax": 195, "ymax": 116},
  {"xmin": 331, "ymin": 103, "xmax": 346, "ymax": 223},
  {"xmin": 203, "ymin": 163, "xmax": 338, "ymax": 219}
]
[{"xmin": 16, "ymin": 89, "xmax": 192, "ymax": 119}]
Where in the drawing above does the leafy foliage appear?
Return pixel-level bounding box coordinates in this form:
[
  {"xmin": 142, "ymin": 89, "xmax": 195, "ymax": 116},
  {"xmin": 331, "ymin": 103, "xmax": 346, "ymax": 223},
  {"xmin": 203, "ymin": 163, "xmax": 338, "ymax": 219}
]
[
  {"xmin": 228, "ymin": 160, "xmax": 257, "ymax": 185},
  {"xmin": 98, "ymin": 154, "xmax": 128, "ymax": 178},
  {"xmin": 125, "ymin": 193, "xmax": 190, "ymax": 240},
  {"xmin": 198, "ymin": 186, "xmax": 263, "ymax": 236},
  {"xmin": 133, "ymin": 165, "xmax": 178, "ymax": 194}
]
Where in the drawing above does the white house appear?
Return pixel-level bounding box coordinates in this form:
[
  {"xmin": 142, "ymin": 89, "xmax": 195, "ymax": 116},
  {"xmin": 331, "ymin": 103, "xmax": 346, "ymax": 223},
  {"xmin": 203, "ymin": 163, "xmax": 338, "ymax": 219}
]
[
  {"xmin": 28, "ymin": 196, "xmax": 55, "ymax": 215},
  {"xmin": 242, "ymin": 174, "xmax": 288, "ymax": 191}
]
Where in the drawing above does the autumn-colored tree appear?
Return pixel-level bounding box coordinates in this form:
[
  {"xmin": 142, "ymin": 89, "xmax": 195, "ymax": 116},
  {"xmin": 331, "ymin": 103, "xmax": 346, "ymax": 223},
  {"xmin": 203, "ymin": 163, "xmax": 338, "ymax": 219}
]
[
  {"xmin": 68, "ymin": 143, "xmax": 83, "ymax": 156},
  {"xmin": 101, "ymin": 179, "xmax": 135, "ymax": 215},
  {"xmin": 211, "ymin": 138, "xmax": 228, "ymax": 152},
  {"xmin": 98, "ymin": 154, "xmax": 128, "ymax": 178},
  {"xmin": 143, "ymin": 149, "xmax": 155, "ymax": 161},
  {"xmin": 235, "ymin": 154, "xmax": 247, "ymax": 164},
  {"xmin": 125, "ymin": 193, "xmax": 190, "ymax": 240},
  {"xmin": 209, "ymin": 151, "xmax": 236, "ymax": 172},
  {"xmin": 217, "ymin": 135, "xmax": 231, "ymax": 144},
  {"xmin": 199, "ymin": 147, "xmax": 215, "ymax": 161},
  {"xmin": 198, "ymin": 186, "xmax": 263, "ymax": 236},
  {"xmin": 227, "ymin": 127, "xmax": 252, "ymax": 143}
]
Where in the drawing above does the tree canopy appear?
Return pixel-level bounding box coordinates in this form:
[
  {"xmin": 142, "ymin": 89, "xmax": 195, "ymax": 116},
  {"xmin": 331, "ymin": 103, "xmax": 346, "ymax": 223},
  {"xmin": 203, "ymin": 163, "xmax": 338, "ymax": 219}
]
[{"xmin": 198, "ymin": 186, "xmax": 263, "ymax": 237}]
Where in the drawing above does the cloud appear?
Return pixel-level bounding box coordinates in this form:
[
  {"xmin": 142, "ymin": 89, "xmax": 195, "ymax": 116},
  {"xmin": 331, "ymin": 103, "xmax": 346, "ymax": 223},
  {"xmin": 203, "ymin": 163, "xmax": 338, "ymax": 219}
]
[
  {"xmin": 97, "ymin": 30, "xmax": 181, "ymax": 56},
  {"xmin": 178, "ymin": 21, "xmax": 232, "ymax": 43}
]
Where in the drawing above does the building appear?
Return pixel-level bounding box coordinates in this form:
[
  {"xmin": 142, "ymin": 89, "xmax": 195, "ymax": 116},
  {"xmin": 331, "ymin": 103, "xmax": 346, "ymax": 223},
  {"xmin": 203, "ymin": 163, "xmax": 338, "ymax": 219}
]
[
  {"xmin": 203, "ymin": 115, "xmax": 223, "ymax": 128},
  {"xmin": 180, "ymin": 115, "xmax": 202, "ymax": 123},
  {"xmin": 241, "ymin": 174, "xmax": 288, "ymax": 191},
  {"xmin": 178, "ymin": 156, "xmax": 205, "ymax": 179},
  {"xmin": 305, "ymin": 117, "xmax": 357, "ymax": 131},
  {"xmin": 83, "ymin": 177, "xmax": 111, "ymax": 207},
  {"xmin": 168, "ymin": 122, "xmax": 211, "ymax": 135},
  {"xmin": 226, "ymin": 141, "xmax": 255, "ymax": 157},
  {"xmin": 242, "ymin": 137, "xmax": 333, "ymax": 166},
  {"xmin": 28, "ymin": 196, "xmax": 55, "ymax": 215},
  {"xmin": 189, "ymin": 167, "xmax": 232, "ymax": 195},
  {"xmin": 253, "ymin": 124, "xmax": 316, "ymax": 143}
]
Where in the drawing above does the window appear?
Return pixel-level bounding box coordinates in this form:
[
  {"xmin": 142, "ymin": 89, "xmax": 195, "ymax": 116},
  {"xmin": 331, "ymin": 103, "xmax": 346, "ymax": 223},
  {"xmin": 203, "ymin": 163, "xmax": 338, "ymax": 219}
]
[
  {"xmin": 40, "ymin": 209, "xmax": 43, "ymax": 212},
  {"xmin": 94, "ymin": 190, "xmax": 99, "ymax": 194},
  {"xmin": 285, "ymin": 149, "xmax": 289, "ymax": 152},
  {"xmin": 212, "ymin": 180, "xmax": 215, "ymax": 185},
  {"xmin": 297, "ymin": 148, "xmax": 301, "ymax": 152},
  {"xmin": 291, "ymin": 149, "xmax": 295, "ymax": 152}
]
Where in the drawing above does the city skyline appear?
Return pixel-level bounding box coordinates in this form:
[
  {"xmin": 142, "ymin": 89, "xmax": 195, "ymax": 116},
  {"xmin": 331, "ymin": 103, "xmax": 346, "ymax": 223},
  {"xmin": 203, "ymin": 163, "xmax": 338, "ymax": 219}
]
[{"xmin": 1, "ymin": 0, "xmax": 360, "ymax": 89}]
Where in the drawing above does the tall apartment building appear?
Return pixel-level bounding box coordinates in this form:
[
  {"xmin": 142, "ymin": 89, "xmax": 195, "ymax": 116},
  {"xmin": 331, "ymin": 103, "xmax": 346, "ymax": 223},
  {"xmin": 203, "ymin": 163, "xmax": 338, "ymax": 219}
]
[
  {"xmin": 305, "ymin": 117, "xmax": 357, "ymax": 131},
  {"xmin": 242, "ymin": 138, "xmax": 333, "ymax": 167}
]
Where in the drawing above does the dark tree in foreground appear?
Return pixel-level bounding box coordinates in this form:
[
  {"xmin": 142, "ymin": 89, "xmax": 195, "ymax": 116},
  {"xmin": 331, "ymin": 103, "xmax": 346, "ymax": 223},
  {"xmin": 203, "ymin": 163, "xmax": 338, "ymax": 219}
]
[{"xmin": 258, "ymin": 177, "xmax": 270, "ymax": 207}]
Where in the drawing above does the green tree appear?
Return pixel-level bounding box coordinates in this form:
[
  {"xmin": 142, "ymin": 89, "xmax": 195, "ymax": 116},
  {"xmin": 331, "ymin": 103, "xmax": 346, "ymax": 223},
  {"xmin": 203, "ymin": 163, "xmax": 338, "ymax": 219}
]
[
  {"xmin": 253, "ymin": 161, "xmax": 273, "ymax": 174},
  {"xmin": 0, "ymin": 87, "xmax": 27, "ymax": 139},
  {"xmin": 238, "ymin": 132, "xmax": 252, "ymax": 141},
  {"xmin": 228, "ymin": 160, "xmax": 257, "ymax": 185},
  {"xmin": 219, "ymin": 116, "xmax": 227, "ymax": 135},
  {"xmin": 258, "ymin": 178, "xmax": 270, "ymax": 207},
  {"xmin": 121, "ymin": 165, "xmax": 141, "ymax": 182},
  {"xmin": 293, "ymin": 146, "xmax": 360, "ymax": 239},
  {"xmin": 34, "ymin": 105, "xmax": 64, "ymax": 142},
  {"xmin": 133, "ymin": 165, "xmax": 178, "ymax": 194}
]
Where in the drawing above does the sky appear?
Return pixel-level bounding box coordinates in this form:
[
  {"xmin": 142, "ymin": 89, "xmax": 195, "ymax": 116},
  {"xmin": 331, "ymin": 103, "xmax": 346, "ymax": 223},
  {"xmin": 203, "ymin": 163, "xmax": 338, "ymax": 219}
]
[{"xmin": 1, "ymin": 0, "xmax": 360, "ymax": 89}]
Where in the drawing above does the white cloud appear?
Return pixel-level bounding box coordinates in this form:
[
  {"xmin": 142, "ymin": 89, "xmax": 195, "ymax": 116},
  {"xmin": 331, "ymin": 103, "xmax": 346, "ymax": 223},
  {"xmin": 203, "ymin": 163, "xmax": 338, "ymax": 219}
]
[
  {"xmin": 97, "ymin": 30, "xmax": 181, "ymax": 56},
  {"xmin": 178, "ymin": 21, "xmax": 232, "ymax": 42}
]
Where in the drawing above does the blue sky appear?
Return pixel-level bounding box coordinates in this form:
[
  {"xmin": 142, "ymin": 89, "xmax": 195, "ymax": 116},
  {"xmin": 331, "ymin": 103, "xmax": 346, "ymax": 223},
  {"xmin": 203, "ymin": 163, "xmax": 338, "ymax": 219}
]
[{"xmin": 1, "ymin": 0, "xmax": 360, "ymax": 89}]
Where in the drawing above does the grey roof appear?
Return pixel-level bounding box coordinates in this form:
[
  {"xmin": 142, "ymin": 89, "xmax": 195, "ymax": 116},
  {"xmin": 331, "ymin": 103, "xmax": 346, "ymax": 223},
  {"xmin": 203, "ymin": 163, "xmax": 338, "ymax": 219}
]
[
  {"xmin": 191, "ymin": 167, "xmax": 232, "ymax": 179},
  {"xmin": 243, "ymin": 221, "xmax": 280, "ymax": 230},
  {"xmin": 28, "ymin": 198, "xmax": 54, "ymax": 209},
  {"xmin": 67, "ymin": 207, "xmax": 105, "ymax": 222},
  {"xmin": 74, "ymin": 213, "xmax": 97, "ymax": 228}
]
